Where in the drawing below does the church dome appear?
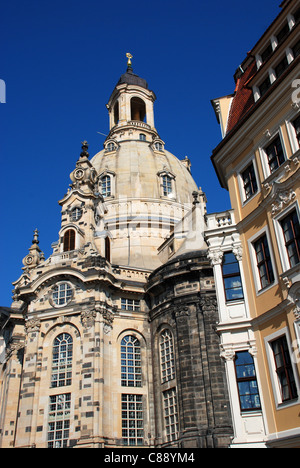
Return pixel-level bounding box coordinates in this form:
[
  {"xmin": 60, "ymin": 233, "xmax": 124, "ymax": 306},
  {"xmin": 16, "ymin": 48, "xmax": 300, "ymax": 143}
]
[
  {"xmin": 91, "ymin": 142, "xmax": 198, "ymax": 204},
  {"xmin": 89, "ymin": 58, "xmax": 202, "ymax": 270}
]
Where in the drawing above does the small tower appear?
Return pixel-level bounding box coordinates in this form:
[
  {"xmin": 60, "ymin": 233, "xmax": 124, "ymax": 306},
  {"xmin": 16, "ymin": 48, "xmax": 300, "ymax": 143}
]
[{"xmin": 105, "ymin": 53, "xmax": 157, "ymax": 142}]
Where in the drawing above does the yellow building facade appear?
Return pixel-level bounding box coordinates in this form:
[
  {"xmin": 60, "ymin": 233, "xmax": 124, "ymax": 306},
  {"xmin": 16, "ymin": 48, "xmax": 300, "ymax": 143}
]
[{"xmin": 211, "ymin": 0, "xmax": 300, "ymax": 447}]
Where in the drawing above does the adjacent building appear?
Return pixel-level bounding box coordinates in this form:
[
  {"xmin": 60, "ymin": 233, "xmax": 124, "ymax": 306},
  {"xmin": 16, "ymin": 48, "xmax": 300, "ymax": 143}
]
[{"xmin": 211, "ymin": 0, "xmax": 300, "ymax": 448}]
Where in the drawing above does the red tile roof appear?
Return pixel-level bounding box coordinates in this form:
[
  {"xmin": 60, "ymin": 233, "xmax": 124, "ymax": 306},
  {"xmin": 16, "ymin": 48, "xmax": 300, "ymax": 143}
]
[{"xmin": 226, "ymin": 60, "xmax": 257, "ymax": 134}]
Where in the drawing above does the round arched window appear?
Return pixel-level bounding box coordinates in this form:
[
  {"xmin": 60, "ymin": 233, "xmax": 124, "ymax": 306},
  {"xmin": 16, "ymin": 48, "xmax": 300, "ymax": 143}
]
[{"xmin": 52, "ymin": 282, "xmax": 73, "ymax": 307}]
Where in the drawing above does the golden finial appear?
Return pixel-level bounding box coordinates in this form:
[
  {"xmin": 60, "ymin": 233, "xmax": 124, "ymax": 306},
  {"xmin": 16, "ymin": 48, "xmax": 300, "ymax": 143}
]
[{"xmin": 126, "ymin": 52, "xmax": 133, "ymax": 67}]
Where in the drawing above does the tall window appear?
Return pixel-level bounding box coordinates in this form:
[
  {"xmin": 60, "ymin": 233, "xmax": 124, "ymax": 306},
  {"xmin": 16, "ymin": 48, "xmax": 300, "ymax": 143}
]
[
  {"xmin": 292, "ymin": 115, "xmax": 300, "ymax": 148},
  {"xmin": 259, "ymin": 75, "xmax": 271, "ymax": 97},
  {"xmin": 234, "ymin": 352, "xmax": 261, "ymax": 412},
  {"xmin": 222, "ymin": 252, "xmax": 244, "ymax": 301},
  {"xmin": 121, "ymin": 336, "xmax": 142, "ymax": 387},
  {"xmin": 63, "ymin": 229, "xmax": 75, "ymax": 252},
  {"xmin": 253, "ymin": 234, "xmax": 274, "ymax": 289},
  {"xmin": 101, "ymin": 175, "xmax": 111, "ymax": 197},
  {"xmin": 121, "ymin": 394, "xmax": 144, "ymax": 446},
  {"xmin": 48, "ymin": 394, "xmax": 71, "ymax": 448},
  {"xmin": 162, "ymin": 175, "xmax": 172, "ymax": 196},
  {"xmin": 51, "ymin": 333, "xmax": 73, "ymax": 388},
  {"xmin": 265, "ymin": 135, "xmax": 285, "ymax": 173},
  {"xmin": 160, "ymin": 329, "xmax": 175, "ymax": 383},
  {"xmin": 105, "ymin": 236, "xmax": 111, "ymax": 262},
  {"xmin": 242, "ymin": 162, "xmax": 258, "ymax": 201},
  {"xmin": 271, "ymin": 336, "xmax": 298, "ymax": 402},
  {"xmin": 163, "ymin": 388, "xmax": 179, "ymax": 442},
  {"xmin": 280, "ymin": 210, "xmax": 300, "ymax": 268}
]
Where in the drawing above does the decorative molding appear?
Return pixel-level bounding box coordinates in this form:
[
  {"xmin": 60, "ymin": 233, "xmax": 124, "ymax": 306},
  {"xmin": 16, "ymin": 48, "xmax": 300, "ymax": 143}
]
[
  {"xmin": 271, "ymin": 188, "xmax": 296, "ymax": 215},
  {"xmin": 25, "ymin": 318, "xmax": 41, "ymax": 334}
]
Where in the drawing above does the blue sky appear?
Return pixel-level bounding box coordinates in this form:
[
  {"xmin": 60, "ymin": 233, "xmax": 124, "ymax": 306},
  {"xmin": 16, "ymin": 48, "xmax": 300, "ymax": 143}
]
[{"xmin": 0, "ymin": 0, "xmax": 281, "ymax": 306}]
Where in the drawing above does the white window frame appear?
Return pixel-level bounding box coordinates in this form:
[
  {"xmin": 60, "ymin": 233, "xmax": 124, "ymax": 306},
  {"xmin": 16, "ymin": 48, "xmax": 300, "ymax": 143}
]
[
  {"xmin": 248, "ymin": 226, "xmax": 278, "ymax": 295},
  {"xmin": 258, "ymin": 129, "xmax": 287, "ymax": 180},
  {"xmin": 99, "ymin": 170, "xmax": 116, "ymax": 199},
  {"xmin": 51, "ymin": 281, "xmax": 74, "ymax": 308},
  {"xmin": 286, "ymin": 111, "xmax": 300, "ymax": 155},
  {"xmin": 157, "ymin": 170, "xmax": 176, "ymax": 200},
  {"xmin": 237, "ymin": 154, "xmax": 260, "ymax": 205},
  {"xmin": 264, "ymin": 327, "xmax": 300, "ymax": 408},
  {"xmin": 273, "ymin": 202, "xmax": 300, "ymax": 273}
]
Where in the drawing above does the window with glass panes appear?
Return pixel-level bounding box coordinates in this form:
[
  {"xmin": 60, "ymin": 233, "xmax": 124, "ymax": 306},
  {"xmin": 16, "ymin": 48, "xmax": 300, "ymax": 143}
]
[
  {"xmin": 265, "ymin": 136, "xmax": 285, "ymax": 172},
  {"xmin": 162, "ymin": 175, "xmax": 172, "ymax": 196},
  {"xmin": 52, "ymin": 283, "xmax": 73, "ymax": 307},
  {"xmin": 48, "ymin": 393, "xmax": 71, "ymax": 448},
  {"xmin": 280, "ymin": 210, "xmax": 300, "ymax": 268},
  {"xmin": 234, "ymin": 352, "xmax": 261, "ymax": 411},
  {"xmin": 163, "ymin": 388, "xmax": 179, "ymax": 442},
  {"xmin": 222, "ymin": 252, "xmax": 244, "ymax": 302},
  {"xmin": 293, "ymin": 115, "xmax": 300, "ymax": 147},
  {"xmin": 271, "ymin": 336, "xmax": 298, "ymax": 402},
  {"xmin": 121, "ymin": 394, "xmax": 144, "ymax": 446},
  {"xmin": 101, "ymin": 175, "xmax": 111, "ymax": 197},
  {"xmin": 259, "ymin": 75, "xmax": 271, "ymax": 97},
  {"xmin": 242, "ymin": 162, "xmax": 258, "ymax": 201},
  {"xmin": 51, "ymin": 333, "xmax": 73, "ymax": 388},
  {"xmin": 160, "ymin": 329, "xmax": 175, "ymax": 383},
  {"xmin": 121, "ymin": 298, "xmax": 140, "ymax": 311},
  {"xmin": 253, "ymin": 234, "xmax": 274, "ymax": 289},
  {"xmin": 121, "ymin": 336, "xmax": 142, "ymax": 387}
]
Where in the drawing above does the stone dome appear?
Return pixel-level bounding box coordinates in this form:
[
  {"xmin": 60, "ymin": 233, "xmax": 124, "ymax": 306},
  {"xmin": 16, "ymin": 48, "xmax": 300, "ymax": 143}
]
[{"xmin": 91, "ymin": 140, "xmax": 198, "ymax": 204}]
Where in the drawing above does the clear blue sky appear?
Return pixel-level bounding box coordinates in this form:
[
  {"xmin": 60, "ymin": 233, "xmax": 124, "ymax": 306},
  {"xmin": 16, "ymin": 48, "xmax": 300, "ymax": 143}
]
[{"xmin": 0, "ymin": 0, "xmax": 281, "ymax": 306}]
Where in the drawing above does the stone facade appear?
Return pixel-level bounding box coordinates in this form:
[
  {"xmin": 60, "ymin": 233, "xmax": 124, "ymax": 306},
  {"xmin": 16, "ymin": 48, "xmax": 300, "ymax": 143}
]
[{"xmin": 0, "ymin": 62, "xmax": 233, "ymax": 448}]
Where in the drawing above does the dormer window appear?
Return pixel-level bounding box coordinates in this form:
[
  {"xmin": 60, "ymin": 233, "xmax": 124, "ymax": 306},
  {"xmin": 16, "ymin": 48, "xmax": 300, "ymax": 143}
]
[
  {"xmin": 99, "ymin": 170, "xmax": 115, "ymax": 198},
  {"xmin": 101, "ymin": 175, "xmax": 111, "ymax": 197},
  {"xmin": 261, "ymin": 43, "xmax": 273, "ymax": 64},
  {"xmin": 276, "ymin": 22, "xmax": 290, "ymax": 46},
  {"xmin": 162, "ymin": 175, "xmax": 172, "ymax": 196},
  {"xmin": 107, "ymin": 142, "xmax": 115, "ymax": 152},
  {"xmin": 259, "ymin": 75, "xmax": 271, "ymax": 97},
  {"xmin": 158, "ymin": 169, "xmax": 176, "ymax": 199}
]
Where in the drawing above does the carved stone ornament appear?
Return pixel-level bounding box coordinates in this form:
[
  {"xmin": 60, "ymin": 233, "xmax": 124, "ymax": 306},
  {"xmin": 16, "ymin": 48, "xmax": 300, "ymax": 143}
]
[
  {"xmin": 220, "ymin": 346, "xmax": 235, "ymax": 361},
  {"xmin": 174, "ymin": 306, "xmax": 190, "ymax": 323},
  {"xmin": 6, "ymin": 340, "xmax": 25, "ymax": 361},
  {"xmin": 200, "ymin": 297, "xmax": 217, "ymax": 313},
  {"xmin": 25, "ymin": 318, "xmax": 41, "ymax": 334},
  {"xmin": 271, "ymin": 189, "xmax": 296, "ymax": 215},
  {"xmin": 294, "ymin": 307, "xmax": 300, "ymax": 321},
  {"xmin": 207, "ymin": 250, "xmax": 224, "ymax": 266},
  {"xmin": 81, "ymin": 310, "xmax": 96, "ymax": 328},
  {"xmin": 232, "ymin": 244, "xmax": 243, "ymax": 261}
]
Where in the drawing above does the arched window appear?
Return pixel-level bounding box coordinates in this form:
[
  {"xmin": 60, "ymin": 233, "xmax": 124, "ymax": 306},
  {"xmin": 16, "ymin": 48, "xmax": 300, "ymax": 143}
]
[
  {"xmin": 63, "ymin": 229, "xmax": 75, "ymax": 252},
  {"xmin": 101, "ymin": 175, "xmax": 111, "ymax": 197},
  {"xmin": 131, "ymin": 97, "xmax": 146, "ymax": 122},
  {"xmin": 107, "ymin": 142, "xmax": 115, "ymax": 152},
  {"xmin": 113, "ymin": 101, "xmax": 119, "ymax": 125},
  {"xmin": 160, "ymin": 329, "xmax": 175, "ymax": 383},
  {"xmin": 51, "ymin": 333, "xmax": 73, "ymax": 388},
  {"xmin": 121, "ymin": 335, "xmax": 142, "ymax": 387},
  {"xmin": 105, "ymin": 236, "xmax": 111, "ymax": 262},
  {"xmin": 139, "ymin": 133, "xmax": 146, "ymax": 141}
]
